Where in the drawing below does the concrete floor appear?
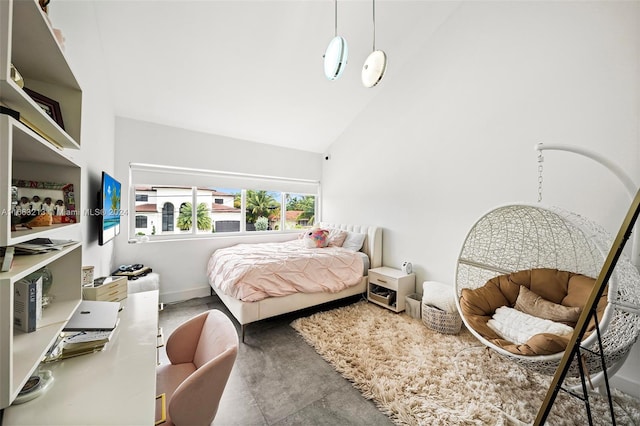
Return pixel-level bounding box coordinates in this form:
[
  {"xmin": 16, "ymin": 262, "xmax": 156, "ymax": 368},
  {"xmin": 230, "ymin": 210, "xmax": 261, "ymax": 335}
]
[{"xmin": 158, "ymin": 295, "xmax": 393, "ymax": 426}]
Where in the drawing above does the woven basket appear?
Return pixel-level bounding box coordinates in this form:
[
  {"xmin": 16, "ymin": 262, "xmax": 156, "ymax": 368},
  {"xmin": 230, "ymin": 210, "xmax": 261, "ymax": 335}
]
[{"xmin": 422, "ymin": 302, "xmax": 462, "ymax": 335}]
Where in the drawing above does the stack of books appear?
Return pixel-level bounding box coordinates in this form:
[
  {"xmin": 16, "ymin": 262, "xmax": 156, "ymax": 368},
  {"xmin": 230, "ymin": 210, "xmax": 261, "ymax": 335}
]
[
  {"xmin": 60, "ymin": 329, "xmax": 115, "ymax": 359},
  {"xmin": 43, "ymin": 329, "xmax": 117, "ymax": 362},
  {"xmin": 43, "ymin": 300, "xmax": 121, "ymax": 362},
  {"xmin": 14, "ymin": 238, "xmax": 77, "ymax": 255}
]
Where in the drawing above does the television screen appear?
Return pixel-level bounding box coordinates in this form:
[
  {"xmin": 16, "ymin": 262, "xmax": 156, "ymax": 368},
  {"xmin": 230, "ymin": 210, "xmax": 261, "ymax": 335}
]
[{"xmin": 98, "ymin": 171, "xmax": 122, "ymax": 245}]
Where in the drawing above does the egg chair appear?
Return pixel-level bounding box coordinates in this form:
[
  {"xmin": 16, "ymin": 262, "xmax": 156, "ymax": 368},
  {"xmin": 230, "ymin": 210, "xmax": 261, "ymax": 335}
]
[{"xmin": 454, "ymin": 203, "xmax": 640, "ymax": 378}]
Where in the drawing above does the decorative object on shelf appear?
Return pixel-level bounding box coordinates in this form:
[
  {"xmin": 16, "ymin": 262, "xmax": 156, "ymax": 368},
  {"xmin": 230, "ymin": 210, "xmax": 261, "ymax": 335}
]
[
  {"xmin": 11, "ymin": 185, "xmax": 18, "ymax": 209},
  {"xmin": 12, "ymin": 369, "xmax": 53, "ymax": 405},
  {"xmin": 9, "ymin": 64, "xmax": 24, "ymax": 88},
  {"xmin": 23, "ymin": 87, "xmax": 65, "ymax": 130},
  {"xmin": 28, "ymin": 212, "xmax": 53, "ymax": 227},
  {"xmin": 323, "ymin": 0, "xmax": 348, "ymax": 81},
  {"xmin": 361, "ymin": 0, "xmax": 387, "ymax": 88},
  {"xmin": 11, "ymin": 199, "xmax": 39, "ymax": 231},
  {"xmin": 38, "ymin": 0, "xmax": 50, "ymax": 13},
  {"xmin": 82, "ymin": 266, "xmax": 95, "ymax": 286},
  {"xmin": 12, "ymin": 180, "xmax": 77, "ymax": 225},
  {"xmin": 24, "ymin": 266, "xmax": 53, "ymax": 308},
  {"xmin": 401, "ymin": 261, "xmax": 412, "ymax": 274}
]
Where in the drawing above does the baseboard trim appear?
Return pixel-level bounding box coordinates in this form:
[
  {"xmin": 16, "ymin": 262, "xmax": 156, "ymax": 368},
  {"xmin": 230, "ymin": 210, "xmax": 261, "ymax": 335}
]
[
  {"xmin": 611, "ymin": 376, "xmax": 640, "ymax": 398},
  {"xmin": 160, "ymin": 286, "xmax": 211, "ymax": 304}
]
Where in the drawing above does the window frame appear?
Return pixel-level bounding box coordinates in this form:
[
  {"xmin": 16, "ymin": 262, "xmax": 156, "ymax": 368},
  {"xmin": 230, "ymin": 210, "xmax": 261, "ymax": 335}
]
[{"xmin": 129, "ymin": 163, "xmax": 320, "ymax": 242}]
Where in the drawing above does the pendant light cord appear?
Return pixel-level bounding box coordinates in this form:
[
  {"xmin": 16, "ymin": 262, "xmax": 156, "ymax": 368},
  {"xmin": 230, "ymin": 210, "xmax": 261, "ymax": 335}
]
[
  {"xmin": 334, "ymin": 0, "xmax": 338, "ymax": 37},
  {"xmin": 372, "ymin": 0, "xmax": 376, "ymax": 51}
]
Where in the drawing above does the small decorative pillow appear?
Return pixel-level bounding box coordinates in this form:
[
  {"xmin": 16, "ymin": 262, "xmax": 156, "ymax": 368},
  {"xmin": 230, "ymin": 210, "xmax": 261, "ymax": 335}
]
[
  {"xmin": 515, "ymin": 286, "xmax": 582, "ymax": 323},
  {"xmin": 327, "ymin": 228, "xmax": 348, "ymax": 247},
  {"xmin": 302, "ymin": 229, "xmax": 330, "ymax": 248},
  {"xmin": 487, "ymin": 306, "xmax": 574, "ymax": 345}
]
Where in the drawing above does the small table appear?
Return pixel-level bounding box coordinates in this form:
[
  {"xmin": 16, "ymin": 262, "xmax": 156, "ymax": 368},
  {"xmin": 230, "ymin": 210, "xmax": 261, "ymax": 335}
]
[{"xmin": 367, "ymin": 266, "xmax": 416, "ymax": 312}]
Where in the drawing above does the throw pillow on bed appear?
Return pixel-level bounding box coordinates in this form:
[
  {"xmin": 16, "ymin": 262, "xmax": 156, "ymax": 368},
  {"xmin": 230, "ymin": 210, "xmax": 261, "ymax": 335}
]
[
  {"xmin": 302, "ymin": 229, "xmax": 330, "ymax": 248},
  {"xmin": 327, "ymin": 228, "xmax": 348, "ymax": 247},
  {"xmin": 515, "ymin": 286, "xmax": 582, "ymax": 323},
  {"xmin": 342, "ymin": 232, "xmax": 366, "ymax": 252}
]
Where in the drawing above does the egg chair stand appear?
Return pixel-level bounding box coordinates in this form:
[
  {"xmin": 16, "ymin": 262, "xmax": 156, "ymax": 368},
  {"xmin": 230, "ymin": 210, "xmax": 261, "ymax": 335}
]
[{"xmin": 535, "ymin": 188, "xmax": 640, "ymax": 425}]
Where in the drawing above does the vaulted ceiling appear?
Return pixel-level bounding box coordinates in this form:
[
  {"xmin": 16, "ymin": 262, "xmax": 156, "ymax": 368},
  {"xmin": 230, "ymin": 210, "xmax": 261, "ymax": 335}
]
[{"xmin": 78, "ymin": 1, "xmax": 459, "ymax": 153}]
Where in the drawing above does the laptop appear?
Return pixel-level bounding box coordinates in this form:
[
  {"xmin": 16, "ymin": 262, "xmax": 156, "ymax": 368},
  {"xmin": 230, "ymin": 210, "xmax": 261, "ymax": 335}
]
[{"xmin": 63, "ymin": 300, "xmax": 121, "ymax": 331}]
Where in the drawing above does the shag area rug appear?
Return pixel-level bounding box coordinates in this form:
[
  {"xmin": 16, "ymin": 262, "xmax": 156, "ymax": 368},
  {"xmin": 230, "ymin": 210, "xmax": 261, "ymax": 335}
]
[{"xmin": 291, "ymin": 301, "xmax": 640, "ymax": 425}]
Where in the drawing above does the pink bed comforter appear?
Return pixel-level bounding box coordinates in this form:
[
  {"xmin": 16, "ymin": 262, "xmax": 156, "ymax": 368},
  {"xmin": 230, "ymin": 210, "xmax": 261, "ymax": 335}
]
[{"xmin": 207, "ymin": 239, "xmax": 365, "ymax": 302}]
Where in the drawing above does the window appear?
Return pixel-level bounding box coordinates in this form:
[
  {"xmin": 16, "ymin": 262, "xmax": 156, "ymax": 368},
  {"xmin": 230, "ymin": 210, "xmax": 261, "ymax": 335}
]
[
  {"xmin": 162, "ymin": 203, "xmax": 174, "ymax": 232},
  {"xmin": 210, "ymin": 188, "xmax": 240, "ymax": 234},
  {"xmin": 129, "ymin": 163, "xmax": 319, "ymax": 241},
  {"xmin": 135, "ymin": 215, "xmax": 147, "ymax": 228},
  {"xmin": 245, "ymin": 190, "xmax": 281, "ymax": 231},
  {"xmin": 285, "ymin": 193, "xmax": 316, "ymax": 230}
]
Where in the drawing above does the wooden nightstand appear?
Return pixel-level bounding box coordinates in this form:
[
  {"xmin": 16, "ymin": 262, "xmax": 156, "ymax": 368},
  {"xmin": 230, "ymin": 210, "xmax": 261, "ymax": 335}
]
[{"xmin": 367, "ymin": 266, "xmax": 416, "ymax": 312}]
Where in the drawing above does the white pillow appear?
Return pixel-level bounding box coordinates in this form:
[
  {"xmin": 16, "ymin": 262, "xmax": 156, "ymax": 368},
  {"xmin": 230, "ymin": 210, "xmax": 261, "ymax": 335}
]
[
  {"xmin": 422, "ymin": 281, "xmax": 457, "ymax": 313},
  {"xmin": 341, "ymin": 232, "xmax": 366, "ymax": 252},
  {"xmin": 487, "ymin": 306, "xmax": 574, "ymax": 345}
]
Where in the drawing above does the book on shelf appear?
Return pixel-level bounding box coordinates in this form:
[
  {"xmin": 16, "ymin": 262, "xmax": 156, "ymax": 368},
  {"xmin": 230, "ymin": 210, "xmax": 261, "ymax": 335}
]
[
  {"xmin": 14, "ymin": 276, "xmax": 43, "ymax": 333},
  {"xmin": 1, "ymin": 246, "xmax": 15, "ymax": 271},
  {"xmin": 0, "ymin": 103, "xmax": 63, "ymax": 149}
]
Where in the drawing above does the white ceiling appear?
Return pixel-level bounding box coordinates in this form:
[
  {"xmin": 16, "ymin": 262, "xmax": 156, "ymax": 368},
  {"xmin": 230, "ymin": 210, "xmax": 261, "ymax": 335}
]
[{"xmin": 83, "ymin": 1, "xmax": 459, "ymax": 153}]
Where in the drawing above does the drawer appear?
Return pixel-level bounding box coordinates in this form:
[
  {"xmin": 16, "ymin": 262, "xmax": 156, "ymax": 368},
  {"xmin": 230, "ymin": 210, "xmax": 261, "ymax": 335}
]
[
  {"xmin": 90, "ymin": 287, "xmax": 128, "ymax": 302},
  {"xmin": 368, "ymin": 271, "xmax": 398, "ymax": 289},
  {"xmin": 83, "ymin": 276, "xmax": 128, "ymax": 301}
]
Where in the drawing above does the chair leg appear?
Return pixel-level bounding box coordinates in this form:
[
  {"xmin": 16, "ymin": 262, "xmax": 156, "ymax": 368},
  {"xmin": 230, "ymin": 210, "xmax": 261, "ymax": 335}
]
[{"xmin": 241, "ymin": 324, "xmax": 246, "ymax": 343}]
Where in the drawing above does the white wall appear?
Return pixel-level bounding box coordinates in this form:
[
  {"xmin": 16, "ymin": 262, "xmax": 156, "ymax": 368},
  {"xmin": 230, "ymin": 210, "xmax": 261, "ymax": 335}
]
[
  {"xmin": 49, "ymin": 2, "xmax": 116, "ymax": 277},
  {"xmin": 113, "ymin": 117, "xmax": 322, "ymax": 302},
  {"xmin": 322, "ymin": 1, "xmax": 639, "ymax": 397}
]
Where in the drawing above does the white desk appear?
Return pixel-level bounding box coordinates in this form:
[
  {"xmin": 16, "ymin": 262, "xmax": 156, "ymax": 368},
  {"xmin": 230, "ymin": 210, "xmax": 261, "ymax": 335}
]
[{"xmin": 4, "ymin": 290, "xmax": 159, "ymax": 425}]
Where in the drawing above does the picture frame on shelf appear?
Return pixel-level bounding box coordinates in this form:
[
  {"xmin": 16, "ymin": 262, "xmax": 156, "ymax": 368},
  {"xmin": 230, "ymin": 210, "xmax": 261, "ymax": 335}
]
[
  {"xmin": 11, "ymin": 179, "xmax": 77, "ymax": 225},
  {"xmin": 23, "ymin": 88, "xmax": 65, "ymax": 130}
]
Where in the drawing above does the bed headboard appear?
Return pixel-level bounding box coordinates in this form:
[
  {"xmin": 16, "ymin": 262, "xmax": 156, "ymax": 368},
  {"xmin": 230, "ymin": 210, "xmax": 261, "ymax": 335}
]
[{"xmin": 319, "ymin": 223, "xmax": 382, "ymax": 269}]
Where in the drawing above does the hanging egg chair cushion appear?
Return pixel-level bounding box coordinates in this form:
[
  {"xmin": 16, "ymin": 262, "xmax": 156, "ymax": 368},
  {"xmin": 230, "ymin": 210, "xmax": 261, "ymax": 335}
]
[{"xmin": 459, "ymin": 268, "xmax": 607, "ymax": 356}]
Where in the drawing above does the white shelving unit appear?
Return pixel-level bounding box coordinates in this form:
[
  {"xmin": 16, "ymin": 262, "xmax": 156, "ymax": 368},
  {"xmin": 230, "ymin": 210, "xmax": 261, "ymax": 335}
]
[{"xmin": 0, "ymin": 0, "xmax": 83, "ymax": 410}]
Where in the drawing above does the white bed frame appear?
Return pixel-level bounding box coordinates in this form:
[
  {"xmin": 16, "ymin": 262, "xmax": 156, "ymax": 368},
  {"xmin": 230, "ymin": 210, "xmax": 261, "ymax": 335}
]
[{"xmin": 210, "ymin": 223, "xmax": 382, "ymax": 342}]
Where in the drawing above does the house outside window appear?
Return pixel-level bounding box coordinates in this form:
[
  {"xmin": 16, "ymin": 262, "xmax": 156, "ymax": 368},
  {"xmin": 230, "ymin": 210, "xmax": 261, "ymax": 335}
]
[{"xmin": 129, "ymin": 164, "xmax": 318, "ymax": 241}]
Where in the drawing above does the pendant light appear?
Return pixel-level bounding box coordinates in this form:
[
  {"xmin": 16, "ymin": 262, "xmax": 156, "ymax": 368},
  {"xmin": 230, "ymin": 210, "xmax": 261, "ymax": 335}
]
[
  {"xmin": 361, "ymin": 0, "xmax": 387, "ymax": 88},
  {"xmin": 323, "ymin": 0, "xmax": 348, "ymax": 80}
]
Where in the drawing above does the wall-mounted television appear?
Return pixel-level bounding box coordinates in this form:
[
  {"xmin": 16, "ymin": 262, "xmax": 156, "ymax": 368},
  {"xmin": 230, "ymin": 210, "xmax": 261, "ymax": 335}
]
[{"xmin": 98, "ymin": 171, "xmax": 122, "ymax": 246}]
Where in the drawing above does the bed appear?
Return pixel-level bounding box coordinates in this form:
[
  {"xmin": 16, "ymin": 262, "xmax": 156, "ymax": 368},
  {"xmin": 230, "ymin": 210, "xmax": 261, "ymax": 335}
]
[{"xmin": 207, "ymin": 223, "xmax": 382, "ymax": 342}]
